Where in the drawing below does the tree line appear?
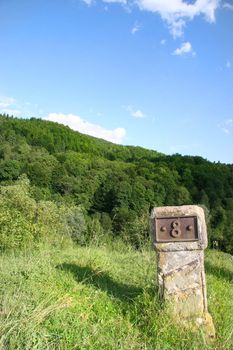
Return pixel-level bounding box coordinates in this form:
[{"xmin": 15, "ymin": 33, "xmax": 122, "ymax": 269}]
[{"xmin": 0, "ymin": 114, "xmax": 232, "ymax": 253}]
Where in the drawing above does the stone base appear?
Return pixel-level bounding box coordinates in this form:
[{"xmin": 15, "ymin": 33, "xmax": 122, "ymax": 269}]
[
  {"xmin": 195, "ymin": 313, "xmax": 216, "ymax": 341},
  {"xmin": 175, "ymin": 312, "xmax": 216, "ymax": 342},
  {"xmin": 157, "ymin": 250, "xmax": 207, "ymax": 318},
  {"xmin": 169, "ymin": 311, "xmax": 216, "ymax": 341}
]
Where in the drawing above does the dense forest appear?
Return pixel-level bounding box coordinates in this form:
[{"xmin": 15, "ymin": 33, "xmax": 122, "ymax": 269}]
[{"xmin": 0, "ymin": 114, "xmax": 232, "ymax": 253}]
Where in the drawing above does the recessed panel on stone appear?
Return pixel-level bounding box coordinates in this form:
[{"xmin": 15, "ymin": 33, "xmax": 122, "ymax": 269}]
[{"xmin": 155, "ymin": 216, "xmax": 198, "ymax": 242}]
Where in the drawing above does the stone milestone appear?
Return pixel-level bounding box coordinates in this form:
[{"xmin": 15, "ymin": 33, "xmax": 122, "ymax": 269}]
[{"xmin": 151, "ymin": 205, "xmax": 215, "ymax": 340}]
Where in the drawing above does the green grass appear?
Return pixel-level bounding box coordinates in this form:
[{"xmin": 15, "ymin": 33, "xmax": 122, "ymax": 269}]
[{"xmin": 0, "ymin": 242, "xmax": 232, "ymax": 350}]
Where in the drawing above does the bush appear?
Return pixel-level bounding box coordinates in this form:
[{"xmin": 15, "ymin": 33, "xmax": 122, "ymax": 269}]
[
  {"xmin": 0, "ymin": 177, "xmax": 88, "ymax": 250},
  {"xmin": 0, "ymin": 205, "xmax": 33, "ymax": 250}
]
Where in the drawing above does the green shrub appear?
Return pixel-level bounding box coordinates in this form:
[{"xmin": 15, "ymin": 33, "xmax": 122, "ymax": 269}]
[
  {"xmin": 0, "ymin": 205, "xmax": 33, "ymax": 250},
  {"xmin": 0, "ymin": 177, "xmax": 88, "ymax": 250}
]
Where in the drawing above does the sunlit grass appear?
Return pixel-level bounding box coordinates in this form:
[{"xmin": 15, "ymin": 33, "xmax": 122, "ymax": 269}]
[{"xmin": 0, "ymin": 243, "xmax": 232, "ymax": 349}]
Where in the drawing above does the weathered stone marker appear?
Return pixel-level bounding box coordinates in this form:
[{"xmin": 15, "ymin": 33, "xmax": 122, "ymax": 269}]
[{"xmin": 151, "ymin": 205, "xmax": 215, "ymax": 339}]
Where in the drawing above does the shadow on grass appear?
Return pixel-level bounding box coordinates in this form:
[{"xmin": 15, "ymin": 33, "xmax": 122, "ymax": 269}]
[
  {"xmin": 57, "ymin": 263, "xmax": 148, "ymax": 302},
  {"xmin": 205, "ymin": 261, "xmax": 233, "ymax": 283}
]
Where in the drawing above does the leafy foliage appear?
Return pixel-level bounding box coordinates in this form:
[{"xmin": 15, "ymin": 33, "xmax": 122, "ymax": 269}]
[
  {"xmin": 0, "ymin": 176, "xmax": 87, "ymax": 250},
  {"xmin": 0, "ymin": 114, "xmax": 233, "ymax": 253}
]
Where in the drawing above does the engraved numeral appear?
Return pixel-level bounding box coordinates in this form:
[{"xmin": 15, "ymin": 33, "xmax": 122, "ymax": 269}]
[{"xmin": 170, "ymin": 220, "xmax": 181, "ymax": 238}]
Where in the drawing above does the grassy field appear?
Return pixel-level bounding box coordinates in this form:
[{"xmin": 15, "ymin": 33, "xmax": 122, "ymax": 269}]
[{"xmin": 0, "ymin": 241, "xmax": 232, "ymax": 350}]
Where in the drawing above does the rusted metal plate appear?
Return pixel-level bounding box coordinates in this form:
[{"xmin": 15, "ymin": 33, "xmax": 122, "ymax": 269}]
[{"xmin": 155, "ymin": 216, "xmax": 198, "ymax": 242}]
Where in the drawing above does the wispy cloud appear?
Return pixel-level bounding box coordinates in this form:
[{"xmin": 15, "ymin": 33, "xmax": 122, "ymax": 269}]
[
  {"xmin": 173, "ymin": 41, "xmax": 195, "ymax": 56},
  {"xmin": 160, "ymin": 39, "xmax": 166, "ymax": 45},
  {"xmin": 226, "ymin": 60, "xmax": 231, "ymax": 69},
  {"xmin": 220, "ymin": 119, "xmax": 233, "ymax": 134},
  {"xmin": 127, "ymin": 105, "xmax": 145, "ymax": 118},
  {"xmin": 0, "ymin": 108, "xmax": 21, "ymax": 115},
  {"xmin": 81, "ymin": 0, "xmax": 93, "ymax": 5},
  {"xmin": 81, "ymin": 0, "xmax": 220, "ymax": 38},
  {"xmin": 103, "ymin": 0, "xmax": 127, "ymax": 4},
  {"xmin": 0, "ymin": 96, "xmax": 45, "ymax": 118},
  {"xmin": 45, "ymin": 113, "xmax": 126, "ymax": 144},
  {"xmin": 0, "ymin": 96, "xmax": 21, "ymax": 116},
  {"xmin": 223, "ymin": 2, "xmax": 233, "ymax": 10},
  {"xmin": 131, "ymin": 21, "xmax": 142, "ymax": 35},
  {"xmin": 0, "ymin": 96, "xmax": 16, "ymax": 108}
]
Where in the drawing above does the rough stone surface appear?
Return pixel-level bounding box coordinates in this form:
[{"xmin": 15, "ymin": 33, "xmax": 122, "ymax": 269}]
[
  {"xmin": 156, "ymin": 250, "xmax": 207, "ymax": 317},
  {"xmin": 151, "ymin": 205, "xmax": 215, "ymax": 338}
]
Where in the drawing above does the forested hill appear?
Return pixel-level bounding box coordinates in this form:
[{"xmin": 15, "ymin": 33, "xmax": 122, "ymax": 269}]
[
  {"xmin": 0, "ymin": 114, "xmax": 162, "ymax": 161},
  {"xmin": 0, "ymin": 114, "xmax": 233, "ymax": 253}
]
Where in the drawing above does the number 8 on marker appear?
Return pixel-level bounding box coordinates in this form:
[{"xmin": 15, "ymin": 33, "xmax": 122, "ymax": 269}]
[{"xmin": 170, "ymin": 220, "xmax": 182, "ymax": 238}]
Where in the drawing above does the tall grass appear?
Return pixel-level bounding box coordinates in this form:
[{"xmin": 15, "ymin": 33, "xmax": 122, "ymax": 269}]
[{"xmin": 0, "ymin": 242, "xmax": 232, "ymax": 349}]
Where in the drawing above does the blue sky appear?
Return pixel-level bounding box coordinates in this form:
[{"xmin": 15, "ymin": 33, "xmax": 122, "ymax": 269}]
[{"xmin": 0, "ymin": 0, "xmax": 233, "ymax": 163}]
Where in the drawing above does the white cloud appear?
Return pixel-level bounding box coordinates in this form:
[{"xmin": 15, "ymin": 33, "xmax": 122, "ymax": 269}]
[
  {"xmin": 132, "ymin": 109, "xmax": 145, "ymax": 118},
  {"xmin": 226, "ymin": 60, "xmax": 231, "ymax": 68},
  {"xmin": 136, "ymin": 0, "xmax": 220, "ymax": 37},
  {"xmin": 81, "ymin": 0, "xmax": 94, "ymax": 5},
  {"xmin": 45, "ymin": 113, "xmax": 126, "ymax": 144},
  {"xmin": 226, "ymin": 119, "xmax": 233, "ymax": 125},
  {"xmin": 169, "ymin": 18, "xmax": 186, "ymax": 38},
  {"xmin": 81, "ymin": 0, "xmax": 220, "ymax": 37},
  {"xmin": 131, "ymin": 21, "xmax": 142, "ymax": 34},
  {"xmin": 0, "ymin": 96, "xmax": 44, "ymax": 117},
  {"xmin": 222, "ymin": 127, "xmax": 230, "ymax": 134},
  {"xmin": 103, "ymin": 0, "xmax": 127, "ymax": 4},
  {"xmin": 0, "ymin": 96, "xmax": 16, "ymax": 109},
  {"xmin": 221, "ymin": 119, "xmax": 233, "ymax": 134},
  {"xmin": 0, "ymin": 108, "xmax": 21, "ymax": 116},
  {"xmin": 127, "ymin": 105, "xmax": 145, "ymax": 118},
  {"xmin": 223, "ymin": 2, "xmax": 233, "ymax": 10},
  {"xmin": 98, "ymin": 0, "xmax": 220, "ymax": 37},
  {"xmin": 0, "ymin": 96, "xmax": 22, "ymax": 116},
  {"xmin": 173, "ymin": 41, "xmax": 194, "ymax": 55},
  {"xmin": 160, "ymin": 39, "xmax": 166, "ymax": 45}
]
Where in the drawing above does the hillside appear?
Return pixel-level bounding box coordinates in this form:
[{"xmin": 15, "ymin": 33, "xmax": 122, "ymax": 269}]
[
  {"xmin": 0, "ymin": 114, "xmax": 233, "ymax": 253},
  {"xmin": 0, "ymin": 114, "xmax": 233, "ymax": 349}
]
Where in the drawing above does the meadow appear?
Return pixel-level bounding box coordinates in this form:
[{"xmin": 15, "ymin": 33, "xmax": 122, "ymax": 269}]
[{"xmin": 0, "ymin": 241, "xmax": 232, "ymax": 350}]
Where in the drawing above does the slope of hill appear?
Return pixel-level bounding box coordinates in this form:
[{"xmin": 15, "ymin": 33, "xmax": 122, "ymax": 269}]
[{"xmin": 0, "ymin": 114, "xmax": 233, "ymax": 253}]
